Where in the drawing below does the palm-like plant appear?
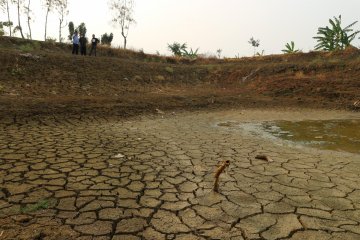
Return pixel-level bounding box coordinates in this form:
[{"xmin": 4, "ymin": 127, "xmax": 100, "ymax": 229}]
[
  {"xmin": 182, "ymin": 47, "xmax": 199, "ymax": 58},
  {"xmin": 314, "ymin": 15, "xmax": 360, "ymax": 51},
  {"xmin": 167, "ymin": 42, "xmax": 187, "ymax": 56},
  {"xmin": 282, "ymin": 41, "xmax": 299, "ymax": 53}
]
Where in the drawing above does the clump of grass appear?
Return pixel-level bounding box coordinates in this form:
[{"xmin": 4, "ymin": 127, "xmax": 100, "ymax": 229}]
[
  {"xmin": 165, "ymin": 56, "xmax": 178, "ymax": 64},
  {"xmin": 165, "ymin": 66, "xmax": 174, "ymax": 73},
  {"xmin": 20, "ymin": 199, "xmax": 52, "ymax": 213},
  {"xmin": 10, "ymin": 58, "xmax": 25, "ymax": 77},
  {"xmin": 45, "ymin": 37, "xmax": 57, "ymax": 44},
  {"xmin": 19, "ymin": 43, "xmax": 34, "ymax": 52},
  {"xmin": 155, "ymin": 75, "xmax": 166, "ymax": 81},
  {"xmin": 18, "ymin": 41, "xmax": 41, "ymax": 52}
]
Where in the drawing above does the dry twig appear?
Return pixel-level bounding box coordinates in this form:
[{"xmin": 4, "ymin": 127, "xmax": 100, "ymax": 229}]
[{"xmin": 213, "ymin": 160, "xmax": 230, "ymax": 192}]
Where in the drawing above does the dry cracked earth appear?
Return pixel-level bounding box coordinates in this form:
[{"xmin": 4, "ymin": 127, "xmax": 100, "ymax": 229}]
[{"xmin": 0, "ymin": 109, "xmax": 360, "ymax": 240}]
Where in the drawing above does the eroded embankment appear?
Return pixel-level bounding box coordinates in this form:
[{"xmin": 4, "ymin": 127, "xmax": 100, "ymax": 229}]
[{"xmin": 1, "ymin": 37, "xmax": 360, "ymax": 116}]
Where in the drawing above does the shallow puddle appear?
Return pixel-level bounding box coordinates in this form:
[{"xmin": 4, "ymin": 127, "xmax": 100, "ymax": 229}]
[
  {"xmin": 219, "ymin": 119, "xmax": 360, "ymax": 154},
  {"xmin": 262, "ymin": 119, "xmax": 360, "ymax": 154}
]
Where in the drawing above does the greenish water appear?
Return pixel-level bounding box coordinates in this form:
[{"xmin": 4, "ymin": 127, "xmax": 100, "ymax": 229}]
[{"xmin": 263, "ymin": 119, "xmax": 360, "ymax": 154}]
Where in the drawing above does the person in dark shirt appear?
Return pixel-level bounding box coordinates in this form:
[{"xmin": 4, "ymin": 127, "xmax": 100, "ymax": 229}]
[
  {"xmin": 89, "ymin": 34, "xmax": 100, "ymax": 56},
  {"xmin": 79, "ymin": 34, "xmax": 87, "ymax": 56}
]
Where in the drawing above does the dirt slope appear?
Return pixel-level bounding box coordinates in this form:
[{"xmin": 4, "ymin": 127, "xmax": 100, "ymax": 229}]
[{"xmin": 0, "ymin": 36, "xmax": 359, "ymax": 117}]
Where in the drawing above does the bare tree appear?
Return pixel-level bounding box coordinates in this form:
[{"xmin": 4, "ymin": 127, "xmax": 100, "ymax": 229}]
[
  {"xmin": 5, "ymin": 0, "xmax": 12, "ymax": 36},
  {"xmin": 23, "ymin": 0, "xmax": 32, "ymax": 39},
  {"xmin": 14, "ymin": 0, "xmax": 25, "ymax": 38},
  {"xmin": 0, "ymin": 1, "xmax": 5, "ymax": 19},
  {"xmin": 44, "ymin": 0, "xmax": 54, "ymax": 40},
  {"xmin": 56, "ymin": 0, "xmax": 68, "ymax": 42},
  {"xmin": 109, "ymin": 0, "xmax": 135, "ymax": 49},
  {"xmin": 1, "ymin": 0, "xmax": 14, "ymax": 36},
  {"xmin": 0, "ymin": 0, "xmax": 4, "ymax": 12}
]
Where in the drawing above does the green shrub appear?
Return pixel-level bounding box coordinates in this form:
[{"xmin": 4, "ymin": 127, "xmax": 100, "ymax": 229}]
[
  {"xmin": 18, "ymin": 41, "xmax": 41, "ymax": 52},
  {"xmin": 19, "ymin": 43, "xmax": 34, "ymax": 52}
]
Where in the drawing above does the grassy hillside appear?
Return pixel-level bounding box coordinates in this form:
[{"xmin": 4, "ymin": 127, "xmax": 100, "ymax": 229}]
[{"xmin": 0, "ymin": 36, "xmax": 359, "ymax": 116}]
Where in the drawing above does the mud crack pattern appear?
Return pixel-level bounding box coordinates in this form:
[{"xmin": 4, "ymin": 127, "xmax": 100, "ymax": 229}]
[{"xmin": 0, "ymin": 110, "xmax": 360, "ymax": 240}]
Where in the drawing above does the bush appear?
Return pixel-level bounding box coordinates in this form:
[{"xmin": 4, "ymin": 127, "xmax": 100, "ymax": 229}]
[
  {"xmin": 18, "ymin": 41, "xmax": 41, "ymax": 52},
  {"xmin": 46, "ymin": 37, "xmax": 57, "ymax": 44}
]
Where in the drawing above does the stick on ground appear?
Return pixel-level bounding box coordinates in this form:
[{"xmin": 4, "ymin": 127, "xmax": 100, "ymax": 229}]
[{"xmin": 213, "ymin": 160, "xmax": 230, "ymax": 192}]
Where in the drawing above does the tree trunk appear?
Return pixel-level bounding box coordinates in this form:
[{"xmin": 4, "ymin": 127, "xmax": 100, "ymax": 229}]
[
  {"xmin": 59, "ymin": 19, "xmax": 62, "ymax": 43},
  {"xmin": 121, "ymin": 28, "xmax": 127, "ymax": 49},
  {"xmin": 17, "ymin": 0, "xmax": 25, "ymax": 39},
  {"xmin": 44, "ymin": 8, "xmax": 49, "ymax": 41},
  {"xmin": 6, "ymin": 0, "xmax": 12, "ymax": 36},
  {"xmin": 27, "ymin": 0, "xmax": 32, "ymax": 39}
]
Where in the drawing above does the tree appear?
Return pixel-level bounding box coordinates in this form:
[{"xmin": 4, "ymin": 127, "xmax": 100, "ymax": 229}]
[
  {"xmin": 0, "ymin": 0, "xmax": 4, "ymax": 14},
  {"xmin": 101, "ymin": 32, "xmax": 114, "ymax": 45},
  {"xmin": 314, "ymin": 15, "xmax": 360, "ymax": 51},
  {"xmin": 77, "ymin": 22, "xmax": 86, "ymax": 36},
  {"xmin": 109, "ymin": 0, "xmax": 135, "ymax": 49},
  {"xmin": 56, "ymin": 0, "xmax": 68, "ymax": 43},
  {"xmin": 15, "ymin": 0, "xmax": 25, "ymax": 38},
  {"xmin": 23, "ymin": 0, "xmax": 32, "ymax": 39},
  {"xmin": 0, "ymin": 1, "xmax": 6, "ymax": 36},
  {"xmin": 1, "ymin": 0, "xmax": 13, "ymax": 36},
  {"xmin": 0, "ymin": 0, "xmax": 14, "ymax": 36},
  {"xmin": 67, "ymin": 22, "xmax": 87, "ymax": 42},
  {"xmin": 68, "ymin": 21, "xmax": 74, "ymax": 40},
  {"xmin": 44, "ymin": 0, "xmax": 55, "ymax": 41},
  {"xmin": 282, "ymin": 41, "xmax": 299, "ymax": 54},
  {"xmin": 248, "ymin": 37, "xmax": 260, "ymax": 56},
  {"xmin": 216, "ymin": 49, "xmax": 222, "ymax": 59},
  {"xmin": 0, "ymin": 22, "xmax": 4, "ymax": 36}
]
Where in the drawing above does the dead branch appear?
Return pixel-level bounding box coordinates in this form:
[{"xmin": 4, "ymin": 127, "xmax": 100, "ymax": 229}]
[{"xmin": 213, "ymin": 160, "xmax": 230, "ymax": 192}]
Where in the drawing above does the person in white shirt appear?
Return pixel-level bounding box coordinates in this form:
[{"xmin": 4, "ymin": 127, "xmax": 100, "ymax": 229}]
[{"xmin": 72, "ymin": 31, "xmax": 79, "ymax": 55}]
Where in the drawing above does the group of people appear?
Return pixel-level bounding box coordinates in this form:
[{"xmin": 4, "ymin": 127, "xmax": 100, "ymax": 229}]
[{"xmin": 72, "ymin": 31, "xmax": 100, "ymax": 56}]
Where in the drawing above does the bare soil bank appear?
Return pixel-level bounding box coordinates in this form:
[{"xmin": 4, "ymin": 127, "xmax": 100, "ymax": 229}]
[{"xmin": 0, "ymin": 36, "xmax": 359, "ymax": 117}]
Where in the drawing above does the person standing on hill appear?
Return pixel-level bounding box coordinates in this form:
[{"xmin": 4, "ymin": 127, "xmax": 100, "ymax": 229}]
[
  {"xmin": 72, "ymin": 31, "xmax": 79, "ymax": 55},
  {"xmin": 89, "ymin": 34, "xmax": 100, "ymax": 56},
  {"xmin": 79, "ymin": 34, "xmax": 87, "ymax": 56}
]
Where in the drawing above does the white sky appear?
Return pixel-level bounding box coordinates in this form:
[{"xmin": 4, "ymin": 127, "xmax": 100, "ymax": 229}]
[{"xmin": 2, "ymin": 0, "xmax": 360, "ymax": 57}]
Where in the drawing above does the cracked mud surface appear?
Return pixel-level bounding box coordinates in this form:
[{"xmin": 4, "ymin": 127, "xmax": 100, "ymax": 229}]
[{"xmin": 1, "ymin": 109, "xmax": 360, "ymax": 240}]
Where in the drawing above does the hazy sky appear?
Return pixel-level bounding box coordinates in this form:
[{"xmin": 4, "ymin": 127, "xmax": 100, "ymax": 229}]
[{"xmin": 2, "ymin": 0, "xmax": 360, "ymax": 57}]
